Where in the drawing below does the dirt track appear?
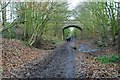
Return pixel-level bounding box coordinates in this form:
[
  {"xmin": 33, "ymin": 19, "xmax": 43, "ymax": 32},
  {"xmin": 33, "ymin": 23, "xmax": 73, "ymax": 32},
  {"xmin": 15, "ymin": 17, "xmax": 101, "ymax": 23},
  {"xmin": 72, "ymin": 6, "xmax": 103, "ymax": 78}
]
[{"xmin": 10, "ymin": 42, "xmax": 77, "ymax": 78}]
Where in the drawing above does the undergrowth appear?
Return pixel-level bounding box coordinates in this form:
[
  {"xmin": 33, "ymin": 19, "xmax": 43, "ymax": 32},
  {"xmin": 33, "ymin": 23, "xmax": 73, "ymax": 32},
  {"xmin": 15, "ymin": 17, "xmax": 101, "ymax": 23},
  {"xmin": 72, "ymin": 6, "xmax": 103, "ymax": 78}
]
[{"xmin": 95, "ymin": 54, "xmax": 120, "ymax": 64}]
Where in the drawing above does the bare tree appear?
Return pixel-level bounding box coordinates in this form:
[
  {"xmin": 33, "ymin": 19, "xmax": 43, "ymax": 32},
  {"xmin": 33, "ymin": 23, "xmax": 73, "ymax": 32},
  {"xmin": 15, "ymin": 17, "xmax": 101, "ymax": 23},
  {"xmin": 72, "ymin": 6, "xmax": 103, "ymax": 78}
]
[
  {"xmin": 1, "ymin": 2, "xmax": 6, "ymax": 26},
  {"xmin": 117, "ymin": 2, "xmax": 120, "ymax": 52}
]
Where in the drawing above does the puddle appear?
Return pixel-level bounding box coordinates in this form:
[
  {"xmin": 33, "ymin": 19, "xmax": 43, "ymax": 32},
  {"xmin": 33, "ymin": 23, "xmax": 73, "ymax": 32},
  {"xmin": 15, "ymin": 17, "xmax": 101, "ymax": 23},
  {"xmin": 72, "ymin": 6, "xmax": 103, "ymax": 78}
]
[{"xmin": 78, "ymin": 44, "xmax": 100, "ymax": 53}]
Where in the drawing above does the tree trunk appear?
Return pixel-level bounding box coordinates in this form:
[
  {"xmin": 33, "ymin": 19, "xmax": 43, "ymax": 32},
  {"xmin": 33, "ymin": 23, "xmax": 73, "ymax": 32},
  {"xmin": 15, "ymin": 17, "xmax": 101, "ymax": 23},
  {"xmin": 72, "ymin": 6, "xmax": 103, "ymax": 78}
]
[
  {"xmin": 1, "ymin": 2, "xmax": 6, "ymax": 26},
  {"xmin": 117, "ymin": 2, "xmax": 120, "ymax": 52},
  {"xmin": 118, "ymin": 31, "xmax": 120, "ymax": 52}
]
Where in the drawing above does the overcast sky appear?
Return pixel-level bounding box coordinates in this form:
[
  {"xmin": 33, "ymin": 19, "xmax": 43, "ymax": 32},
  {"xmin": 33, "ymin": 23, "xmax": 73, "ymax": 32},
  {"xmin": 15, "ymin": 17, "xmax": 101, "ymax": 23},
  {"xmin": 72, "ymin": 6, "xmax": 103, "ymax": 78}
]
[
  {"xmin": 67, "ymin": 0, "xmax": 83, "ymax": 10},
  {"xmin": 67, "ymin": 0, "xmax": 84, "ymax": 20},
  {"xmin": 67, "ymin": 0, "xmax": 119, "ymax": 10}
]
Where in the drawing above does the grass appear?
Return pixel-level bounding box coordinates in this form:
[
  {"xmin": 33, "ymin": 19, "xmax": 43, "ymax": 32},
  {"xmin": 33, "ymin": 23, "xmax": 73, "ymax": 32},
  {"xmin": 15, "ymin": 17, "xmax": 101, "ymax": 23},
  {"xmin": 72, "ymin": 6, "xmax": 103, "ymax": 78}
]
[{"xmin": 95, "ymin": 54, "xmax": 120, "ymax": 64}]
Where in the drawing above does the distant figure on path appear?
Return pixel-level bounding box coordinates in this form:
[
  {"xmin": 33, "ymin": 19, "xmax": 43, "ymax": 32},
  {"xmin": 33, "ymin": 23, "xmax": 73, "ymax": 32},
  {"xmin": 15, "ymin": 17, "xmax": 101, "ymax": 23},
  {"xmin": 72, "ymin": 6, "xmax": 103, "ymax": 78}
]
[{"xmin": 66, "ymin": 37, "xmax": 71, "ymax": 42}]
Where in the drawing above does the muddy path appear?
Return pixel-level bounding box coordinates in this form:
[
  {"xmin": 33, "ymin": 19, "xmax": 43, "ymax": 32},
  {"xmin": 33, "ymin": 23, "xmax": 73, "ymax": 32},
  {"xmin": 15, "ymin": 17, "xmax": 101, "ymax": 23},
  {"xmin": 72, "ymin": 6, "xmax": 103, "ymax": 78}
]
[
  {"xmin": 10, "ymin": 42, "xmax": 77, "ymax": 78},
  {"xmin": 33, "ymin": 42, "xmax": 75, "ymax": 78}
]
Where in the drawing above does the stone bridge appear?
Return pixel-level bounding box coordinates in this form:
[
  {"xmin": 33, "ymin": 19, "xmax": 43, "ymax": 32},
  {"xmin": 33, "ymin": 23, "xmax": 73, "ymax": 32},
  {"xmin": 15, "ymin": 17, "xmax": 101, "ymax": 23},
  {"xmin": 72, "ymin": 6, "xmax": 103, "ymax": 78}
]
[{"xmin": 62, "ymin": 20, "xmax": 82, "ymax": 40}]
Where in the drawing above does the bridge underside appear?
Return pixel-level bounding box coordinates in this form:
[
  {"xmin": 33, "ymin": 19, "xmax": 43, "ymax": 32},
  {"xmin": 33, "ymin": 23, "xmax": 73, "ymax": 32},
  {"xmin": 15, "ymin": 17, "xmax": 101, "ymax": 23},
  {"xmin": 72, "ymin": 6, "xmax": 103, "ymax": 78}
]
[{"xmin": 62, "ymin": 25, "xmax": 82, "ymax": 31}]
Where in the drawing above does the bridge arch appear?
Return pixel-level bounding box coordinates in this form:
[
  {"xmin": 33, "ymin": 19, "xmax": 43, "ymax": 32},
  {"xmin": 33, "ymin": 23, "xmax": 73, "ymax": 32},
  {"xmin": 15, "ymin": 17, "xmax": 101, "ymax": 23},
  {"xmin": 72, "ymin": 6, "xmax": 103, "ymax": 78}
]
[{"xmin": 62, "ymin": 25, "xmax": 82, "ymax": 40}]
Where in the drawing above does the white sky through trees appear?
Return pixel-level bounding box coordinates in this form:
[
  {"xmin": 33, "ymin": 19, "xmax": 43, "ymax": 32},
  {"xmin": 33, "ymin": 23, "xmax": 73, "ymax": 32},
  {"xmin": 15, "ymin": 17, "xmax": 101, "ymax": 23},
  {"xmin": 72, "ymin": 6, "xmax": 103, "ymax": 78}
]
[
  {"xmin": 0, "ymin": 0, "xmax": 119, "ymax": 22},
  {"xmin": 67, "ymin": 0, "xmax": 84, "ymax": 20},
  {"xmin": 67, "ymin": 0, "xmax": 82, "ymax": 10}
]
